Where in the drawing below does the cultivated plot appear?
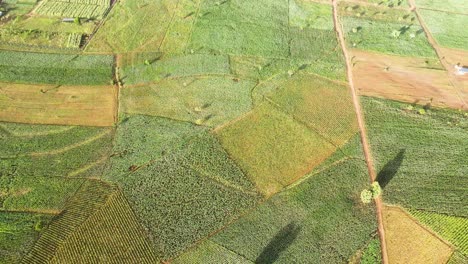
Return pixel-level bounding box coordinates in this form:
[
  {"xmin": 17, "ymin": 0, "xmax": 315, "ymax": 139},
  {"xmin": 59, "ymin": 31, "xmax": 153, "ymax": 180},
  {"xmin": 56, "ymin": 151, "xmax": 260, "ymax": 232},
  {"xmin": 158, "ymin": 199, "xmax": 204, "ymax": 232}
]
[
  {"xmin": 0, "ymin": 122, "xmax": 113, "ymax": 177},
  {"xmin": 383, "ymin": 205, "xmax": 453, "ymax": 264},
  {"xmin": 179, "ymin": 138, "xmax": 377, "ymax": 263},
  {"xmin": 0, "ymin": 83, "xmax": 117, "ymax": 126},
  {"xmin": 121, "ymin": 76, "xmax": 255, "ymax": 127},
  {"xmin": 351, "ymin": 49, "xmax": 465, "ymax": 109},
  {"xmin": 362, "ymin": 97, "xmax": 468, "ymax": 217},
  {"xmin": 0, "ymin": 51, "xmax": 114, "ymax": 85}
]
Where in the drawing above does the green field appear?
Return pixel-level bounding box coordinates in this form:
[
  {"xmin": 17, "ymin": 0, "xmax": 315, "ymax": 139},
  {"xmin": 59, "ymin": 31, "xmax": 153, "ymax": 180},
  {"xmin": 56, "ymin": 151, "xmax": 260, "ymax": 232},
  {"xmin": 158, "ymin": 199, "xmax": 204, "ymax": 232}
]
[
  {"xmin": 121, "ymin": 77, "xmax": 255, "ymax": 127},
  {"xmin": 0, "ymin": 51, "xmax": 114, "ymax": 85},
  {"xmin": 362, "ymin": 97, "xmax": 468, "ymax": 217},
  {"xmin": 0, "ymin": 122, "xmax": 113, "ymax": 178},
  {"xmin": 35, "ymin": 0, "xmax": 110, "ymax": 19},
  {"xmin": 177, "ymin": 138, "xmax": 377, "ymax": 263},
  {"xmin": 342, "ymin": 16, "xmax": 437, "ymax": 57},
  {"xmin": 0, "ymin": 212, "xmax": 53, "ymax": 263},
  {"xmin": 410, "ymin": 209, "xmax": 468, "ymax": 256},
  {"xmin": 419, "ymin": 9, "xmax": 468, "ymax": 50},
  {"xmin": 415, "ymin": 0, "xmax": 468, "ymax": 14},
  {"xmin": 104, "ymin": 115, "xmax": 259, "ymax": 259}
]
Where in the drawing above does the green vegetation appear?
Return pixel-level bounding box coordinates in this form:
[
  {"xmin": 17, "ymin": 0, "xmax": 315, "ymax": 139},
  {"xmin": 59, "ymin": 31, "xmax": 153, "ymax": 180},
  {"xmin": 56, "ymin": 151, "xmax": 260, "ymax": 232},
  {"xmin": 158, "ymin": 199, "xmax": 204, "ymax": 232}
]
[
  {"xmin": 35, "ymin": 0, "xmax": 110, "ymax": 19},
  {"xmin": 21, "ymin": 180, "xmax": 116, "ymax": 263},
  {"xmin": 419, "ymin": 9, "xmax": 468, "ymax": 50},
  {"xmin": 216, "ymin": 102, "xmax": 335, "ymax": 196},
  {"xmin": 0, "ymin": 212, "xmax": 53, "ymax": 264},
  {"xmin": 121, "ymin": 76, "xmax": 254, "ymax": 127},
  {"xmin": 267, "ymin": 74, "xmax": 357, "ymax": 145},
  {"xmin": 104, "ymin": 115, "xmax": 259, "ymax": 259},
  {"xmin": 120, "ymin": 53, "xmax": 231, "ymax": 85},
  {"xmin": 416, "ymin": 0, "xmax": 468, "ymax": 14},
  {"xmin": 0, "ymin": 176, "xmax": 83, "ymax": 212},
  {"xmin": 362, "ymin": 97, "xmax": 468, "ymax": 217},
  {"xmin": 48, "ymin": 191, "xmax": 159, "ymax": 263},
  {"xmin": 410, "ymin": 209, "xmax": 468, "ymax": 255},
  {"xmin": 86, "ymin": 0, "xmax": 178, "ymax": 52},
  {"xmin": 0, "ymin": 51, "xmax": 114, "ymax": 85},
  {"xmin": 189, "ymin": 0, "xmax": 289, "ymax": 57},
  {"xmin": 360, "ymin": 238, "xmax": 382, "ymax": 264},
  {"xmin": 201, "ymin": 139, "xmax": 377, "ymax": 263},
  {"xmin": 173, "ymin": 240, "xmax": 253, "ymax": 264},
  {"xmin": 0, "ymin": 123, "xmax": 113, "ymax": 178},
  {"xmin": 339, "ymin": 2, "xmax": 416, "ymax": 23},
  {"xmin": 342, "ymin": 16, "xmax": 437, "ymax": 57}
]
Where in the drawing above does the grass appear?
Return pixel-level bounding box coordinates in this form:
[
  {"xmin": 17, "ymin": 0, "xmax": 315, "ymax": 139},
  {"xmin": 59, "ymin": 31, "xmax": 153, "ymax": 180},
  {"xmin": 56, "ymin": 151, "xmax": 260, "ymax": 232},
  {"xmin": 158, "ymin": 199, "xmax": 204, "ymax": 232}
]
[
  {"xmin": 48, "ymin": 191, "xmax": 159, "ymax": 263},
  {"xmin": 362, "ymin": 97, "xmax": 468, "ymax": 217},
  {"xmin": 415, "ymin": 0, "xmax": 468, "ymax": 14},
  {"xmin": 0, "ymin": 83, "xmax": 117, "ymax": 126},
  {"xmin": 339, "ymin": 2, "xmax": 416, "ymax": 23},
  {"xmin": 120, "ymin": 53, "xmax": 231, "ymax": 85},
  {"xmin": 202, "ymin": 138, "xmax": 377, "ymax": 263},
  {"xmin": 383, "ymin": 206, "xmax": 453, "ymax": 263},
  {"xmin": 0, "ymin": 123, "xmax": 113, "ymax": 178},
  {"xmin": 419, "ymin": 9, "xmax": 468, "ymax": 50},
  {"xmin": 0, "ymin": 51, "xmax": 114, "ymax": 85},
  {"xmin": 0, "ymin": 176, "xmax": 83, "ymax": 213},
  {"xmin": 159, "ymin": 0, "xmax": 202, "ymax": 55},
  {"xmin": 289, "ymin": 0, "xmax": 334, "ymax": 30},
  {"xmin": 85, "ymin": 0, "xmax": 177, "ymax": 52},
  {"xmin": 0, "ymin": 212, "xmax": 53, "ymax": 264},
  {"xmin": 410, "ymin": 209, "xmax": 468, "ymax": 256},
  {"xmin": 268, "ymin": 73, "xmax": 358, "ymax": 146},
  {"xmin": 121, "ymin": 76, "xmax": 255, "ymax": 127},
  {"xmin": 216, "ymin": 102, "xmax": 335, "ymax": 196},
  {"xmin": 188, "ymin": 0, "xmax": 290, "ymax": 57},
  {"xmin": 342, "ymin": 16, "xmax": 437, "ymax": 57},
  {"xmin": 104, "ymin": 117, "xmax": 259, "ymax": 259}
]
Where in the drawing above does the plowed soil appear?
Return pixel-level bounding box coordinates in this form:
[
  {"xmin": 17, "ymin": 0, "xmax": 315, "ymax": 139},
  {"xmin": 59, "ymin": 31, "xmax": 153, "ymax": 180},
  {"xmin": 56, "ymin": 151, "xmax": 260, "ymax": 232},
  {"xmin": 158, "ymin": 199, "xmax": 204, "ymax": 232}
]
[
  {"xmin": 351, "ymin": 49, "xmax": 467, "ymax": 109},
  {"xmin": 0, "ymin": 83, "xmax": 117, "ymax": 127}
]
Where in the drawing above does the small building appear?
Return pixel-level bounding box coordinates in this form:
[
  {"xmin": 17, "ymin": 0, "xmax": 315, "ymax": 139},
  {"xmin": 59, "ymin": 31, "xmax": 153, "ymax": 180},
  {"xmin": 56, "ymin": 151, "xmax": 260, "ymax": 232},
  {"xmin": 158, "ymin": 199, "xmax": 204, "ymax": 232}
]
[
  {"xmin": 62, "ymin": 18, "xmax": 75, "ymax": 23},
  {"xmin": 455, "ymin": 65, "xmax": 468, "ymax": 75}
]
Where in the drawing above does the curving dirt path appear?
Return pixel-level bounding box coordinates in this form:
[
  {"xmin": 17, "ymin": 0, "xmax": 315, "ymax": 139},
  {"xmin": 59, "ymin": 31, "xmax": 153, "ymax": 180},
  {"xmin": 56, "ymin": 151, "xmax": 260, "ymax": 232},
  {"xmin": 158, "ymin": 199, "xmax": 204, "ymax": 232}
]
[{"xmin": 331, "ymin": 1, "xmax": 389, "ymax": 263}]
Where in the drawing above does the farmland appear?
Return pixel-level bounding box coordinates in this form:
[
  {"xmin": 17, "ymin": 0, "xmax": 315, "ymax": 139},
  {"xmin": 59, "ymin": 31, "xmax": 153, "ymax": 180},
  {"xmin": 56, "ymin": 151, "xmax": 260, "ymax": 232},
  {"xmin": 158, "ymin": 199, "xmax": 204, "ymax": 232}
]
[{"xmin": 1, "ymin": 0, "xmax": 467, "ymax": 263}]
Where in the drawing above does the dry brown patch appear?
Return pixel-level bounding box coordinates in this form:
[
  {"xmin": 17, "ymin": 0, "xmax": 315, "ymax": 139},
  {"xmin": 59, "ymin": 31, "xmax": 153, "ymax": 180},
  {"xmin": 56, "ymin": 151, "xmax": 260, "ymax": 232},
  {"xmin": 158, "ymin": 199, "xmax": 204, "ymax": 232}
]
[
  {"xmin": 351, "ymin": 49, "xmax": 466, "ymax": 109},
  {"xmin": 0, "ymin": 83, "xmax": 117, "ymax": 127},
  {"xmin": 383, "ymin": 205, "xmax": 453, "ymax": 264}
]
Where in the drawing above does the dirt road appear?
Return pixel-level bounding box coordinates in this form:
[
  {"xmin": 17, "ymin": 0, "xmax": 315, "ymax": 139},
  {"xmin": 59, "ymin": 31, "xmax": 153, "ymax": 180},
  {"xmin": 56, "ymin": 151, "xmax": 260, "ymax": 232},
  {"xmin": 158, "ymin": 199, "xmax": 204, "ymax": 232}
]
[
  {"xmin": 331, "ymin": 1, "xmax": 389, "ymax": 263},
  {"xmin": 408, "ymin": 0, "xmax": 467, "ymax": 109}
]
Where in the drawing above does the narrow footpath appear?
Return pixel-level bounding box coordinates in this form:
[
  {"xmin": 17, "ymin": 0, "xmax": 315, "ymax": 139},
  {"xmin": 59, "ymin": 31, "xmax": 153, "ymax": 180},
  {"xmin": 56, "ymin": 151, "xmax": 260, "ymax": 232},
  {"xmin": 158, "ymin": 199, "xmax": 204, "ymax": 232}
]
[{"xmin": 331, "ymin": 1, "xmax": 389, "ymax": 263}]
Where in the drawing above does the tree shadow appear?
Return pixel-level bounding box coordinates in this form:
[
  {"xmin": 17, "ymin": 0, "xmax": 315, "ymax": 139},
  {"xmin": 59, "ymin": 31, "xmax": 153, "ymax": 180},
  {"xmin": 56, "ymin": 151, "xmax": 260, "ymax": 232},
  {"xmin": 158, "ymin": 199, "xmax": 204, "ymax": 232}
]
[
  {"xmin": 255, "ymin": 222, "xmax": 301, "ymax": 264},
  {"xmin": 376, "ymin": 149, "xmax": 406, "ymax": 189}
]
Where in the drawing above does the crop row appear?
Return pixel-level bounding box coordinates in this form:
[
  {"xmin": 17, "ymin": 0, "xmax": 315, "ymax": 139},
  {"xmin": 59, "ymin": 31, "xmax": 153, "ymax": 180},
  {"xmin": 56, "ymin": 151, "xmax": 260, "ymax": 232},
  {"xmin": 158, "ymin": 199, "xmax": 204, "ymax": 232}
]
[
  {"xmin": 21, "ymin": 180, "xmax": 116, "ymax": 264},
  {"xmin": 36, "ymin": 1, "xmax": 109, "ymax": 18}
]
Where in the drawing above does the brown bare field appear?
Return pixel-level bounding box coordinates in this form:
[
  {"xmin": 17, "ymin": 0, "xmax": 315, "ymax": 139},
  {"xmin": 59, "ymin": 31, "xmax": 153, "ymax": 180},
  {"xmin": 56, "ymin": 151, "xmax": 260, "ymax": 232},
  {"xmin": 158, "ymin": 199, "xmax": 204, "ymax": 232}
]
[
  {"xmin": 383, "ymin": 205, "xmax": 454, "ymax": 264},
  {"xmin": 351, "ymin": 49, "xmax": 467, "ymax": 110},
  {"xmin": 0, "ymin": 83, "xmax": 117, "ymax": 127}
]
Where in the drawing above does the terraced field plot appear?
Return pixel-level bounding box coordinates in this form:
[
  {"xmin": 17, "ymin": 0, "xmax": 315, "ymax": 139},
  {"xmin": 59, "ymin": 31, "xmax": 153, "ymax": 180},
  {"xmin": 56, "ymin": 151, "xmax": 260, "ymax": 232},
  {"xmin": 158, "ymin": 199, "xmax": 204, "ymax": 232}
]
[{"xmin": 1, "ymin": 0, "xmax": 467, "ymax": 263}]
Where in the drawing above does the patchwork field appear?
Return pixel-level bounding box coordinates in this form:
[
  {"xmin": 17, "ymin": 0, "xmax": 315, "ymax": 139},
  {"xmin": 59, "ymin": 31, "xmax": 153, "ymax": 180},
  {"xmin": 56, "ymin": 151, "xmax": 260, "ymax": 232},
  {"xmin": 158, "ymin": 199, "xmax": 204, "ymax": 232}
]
[
  {"xmin": 382, "ymin": 205, "xmax": 453, "ymax": 264},
  {"xmin": 1, "ymin": 0, "xmax": 467, "ymax": 263},
  {"xmin": 0, "ymin": 83, "xmax": 117, "ymax": 126},
  {"xmin": 351, "ymin": 49, "xmax": 466, "ymax": 109}
]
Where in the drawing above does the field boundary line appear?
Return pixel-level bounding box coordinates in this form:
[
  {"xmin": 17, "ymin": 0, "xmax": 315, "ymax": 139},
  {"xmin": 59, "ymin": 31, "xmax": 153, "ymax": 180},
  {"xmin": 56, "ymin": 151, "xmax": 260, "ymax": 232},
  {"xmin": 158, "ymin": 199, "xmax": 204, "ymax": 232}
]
[
  {"xmin": 419, "ymin": 7, "xmax": 468, "ymax": 16},
  {"xmin": 209, "ymin": 240, "xmax": 255, "ymax": 263},
  {"xmin": 0, "ymin": 208, "xmax": 60, "ymax": 215},
  {"xmin": 0, "ymin": 129, "xmax": 112, "ymax": 159},
  {"xmin": 384, "ymin": 204, "xmax": 457, "ymax": 251},
  {"xmin": 332, "ymin": 1, "xmax": 389, "ymax": 263},
  {"xmin": 409, "ymin": 0, "xmax": 467, "ymax": 110},
  {"xmin": 339, "ymin": 0, "xmax": 410, "ymax": 11},
  {"xmin": 66, "ymin": 156, "xmax": 109, "ymax": 178},
  {"xmin": 82, "ymin": 0, "xmax": 120, "ymax": 51}
]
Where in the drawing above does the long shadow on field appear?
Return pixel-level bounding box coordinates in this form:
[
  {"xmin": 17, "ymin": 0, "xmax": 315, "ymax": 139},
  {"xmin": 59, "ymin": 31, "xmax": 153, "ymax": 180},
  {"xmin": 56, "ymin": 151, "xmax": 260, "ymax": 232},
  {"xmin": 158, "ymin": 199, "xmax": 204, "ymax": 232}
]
[
  {"xmin": 255, "ymin": 222, "xmax": 301, "ymax": 264},
  {"xmin": 377, "ymin": 149, "xmax": 406, "ymax": 189}
]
